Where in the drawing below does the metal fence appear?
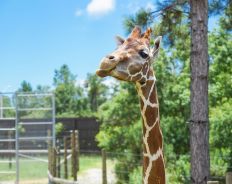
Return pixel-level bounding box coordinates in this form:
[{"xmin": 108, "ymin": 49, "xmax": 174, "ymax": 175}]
[{"xmin": 0, "ymin": 92, "xmax": 55, "ymax": 184}]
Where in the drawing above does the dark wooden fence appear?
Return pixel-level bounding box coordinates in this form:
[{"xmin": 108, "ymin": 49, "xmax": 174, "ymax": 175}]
[
  {"xmin": 57, "ymin": 117, "xmax": 100, "ymax": 151},
  {"xmin": 0, "ymin": 117, "xmax": 100, "ymax": 151}
]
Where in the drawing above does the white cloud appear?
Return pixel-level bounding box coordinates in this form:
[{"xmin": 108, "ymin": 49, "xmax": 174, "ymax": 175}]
[
  {"xmin": 75, "ymin": 9, "xmax": 83, "ymax": 17},
  {"xmin": 87, "ymin": 0, "xmax": 115, "ymax": 17}
]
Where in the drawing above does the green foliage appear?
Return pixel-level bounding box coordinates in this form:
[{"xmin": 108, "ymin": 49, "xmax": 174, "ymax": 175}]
[
  {"xmin": 154, "ymin": 46, "xmax": 190, "ymax": 154},
  {"xmin": 53, "ymin": 64, "xmax": 76, "ymax": 86},
  {"xmin": 97, "ymin": 119, "xmax": 142, "ymax": 153},
  {"xmin": 114, "ymin": 150, "xmax": 142, "ymax": 184},
  {"xmin": 124, "ymin": 9, "xmax": 154, "ymax": 34},
  {"xmin": 210, "ymin": 150, "xmax": 228, "ymax": 176},
  {"xmin": 17, "ymin": 124, "xmax": 25, "ymax": 134},
  {"xmin": 52, "ymin": 65, "xmax": 110, "ymax": 117},
  {"xmin": 208, "ymin": 26, "xmax": 232, "ymax": 172},
  {"xmin": 96, "ymin": 83, "xmax": 142, "ymax": 182},
  {"xmin": 0, "ymin": 95, "xmax": 15, "ymax": 118},
  {"xmin": 166, "ymin": 155, "xmax": 190, "ymax": 184},
  {"xmin": 124, "ymin": 1, "xmax": 190, "ymax": 46},
  {"xmin": 35, "ymin": 85, "xmax": 50, "ymax": 93},
  {"xmin": 53, "ymin": 64, "xmax": 92, "ymax": 116},
  {"xmin": 55, "ymin": 122, "xmax": 64, "ymax": 136},
  {"xmin": 18, "ymin": 80, "xmax": 33, "ymax": 92},
  {"xmin": 16, "ymin": 65, "xmax": 109, "ymax": 118},
  {"xmin": 97, "ymin": 83, "xmax": 140, "ymax": 126},
  {"xmin": 129, "ymin": 167, "xmax": 142, "ymax": 184},
  {"xmin": 210, "ymin": 100, "xmax": 232, "ymax": 170},
  {"xmin": 219, "ymin": 2, "xmax": 232, "ymax": 31},
  {"xmin": 85, "ymin": 73, "xmax": 108, "ymax": 112},
  {"xmin": 98, "ymin": 6, "xmax": 231, "ymax": 183},
  {"xmin": 210, "ymin": 100, "xmax": 232, "ymax": 150},
  {"xmin": 209, "ymin": 28, "xmax": 232, "ymax": 106}
]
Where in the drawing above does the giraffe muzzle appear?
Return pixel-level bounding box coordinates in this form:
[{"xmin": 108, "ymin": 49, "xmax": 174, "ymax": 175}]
[
  {"xmin": 96, "ymin": 56, "xmax": 120, "ymax": 77},
  {"xmin": 96, "ymin": 65, "xmax": 116, "ymax": 77}
]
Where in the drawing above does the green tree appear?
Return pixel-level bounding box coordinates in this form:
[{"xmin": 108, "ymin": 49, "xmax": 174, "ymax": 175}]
[
  {"xmin": 17, "ymin": 80, "xmax": 33, "ymax": 118},
  {"xmin": 208, "ymin": 27, "xmax": 232, "ymax": 173},
  {"xmin": 53, "ymin": 64, "xmax": 88, "ymax": 116},
  {"xmin": 209, "ymin": 28, "xmax": 232, "ymax": 106},
  {"xmin": 35, "ymin": 85, "xmax": 50, "ymax": 93},
  {"xmin": 85, "ymin": 73, "xmax": 108, "ymax": 112},
  {"xmin": 96, "ymin": 82, "xmax": 142, "ymax": 183},
  {"xmin": 18, "ymin": 80, "xmax": 33, "ymax": 92},
  {"xmin": 0, "ymin": 95, "xmax": 15, "ymax": 118},
  {"xmin": 123, "ymin": 1, "xmax": 230, "ymax": 183},
  {"xmin": 53, "ymin": 64, "xmax": 76, "ymax": 86},
  {"xmin": 97, "ymin": 1, "xmax": 231, "ymax": 183}
]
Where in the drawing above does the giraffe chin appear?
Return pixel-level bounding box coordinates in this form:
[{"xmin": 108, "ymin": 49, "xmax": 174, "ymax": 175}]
[
  {"xmin": 110, "ymin": 70, "xmax": 129, "ymax": 82},
  {"xmin": 96, "ymin": 68, "xmax": 127, "ymax": 81},
  {"xmin": 96, "ymin": 69, "xmax": 110, "ymax": 78}
]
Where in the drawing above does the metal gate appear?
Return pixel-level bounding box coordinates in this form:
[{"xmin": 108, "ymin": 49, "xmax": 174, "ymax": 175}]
[
  {"xmin": 0, "ymin": 92, "xmax": 55, "ymax": 184},
  {"xmin": 0, "ymin": 93, "xmax": 17, "ymax": 184}
]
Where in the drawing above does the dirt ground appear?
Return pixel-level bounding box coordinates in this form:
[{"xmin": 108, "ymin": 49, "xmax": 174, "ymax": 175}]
[{"xmin": 78, "ymin": 168, "xmax": 116, "ymax": 184}]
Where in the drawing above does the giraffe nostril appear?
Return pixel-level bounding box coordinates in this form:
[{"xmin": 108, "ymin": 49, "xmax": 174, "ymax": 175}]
[{"xmin": 107, "ymin": 55, "xmax": 115, "ymax": 60}]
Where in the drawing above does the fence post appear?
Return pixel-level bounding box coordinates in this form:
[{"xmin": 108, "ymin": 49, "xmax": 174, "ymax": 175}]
[
  {"xmin": 8, "ymin": 131, "xmax": 12, "ymax": 169},
  {"xmin": 47, "ymin": 130, "xmax": 52, "ymax": 174},
  {"xmin": 102, "ymin": 149, "xmax": 107, "ymax": 184},
  {"xmin": 226, "ymin": 172, "xmax": 232, "ymax": 184},
  {"xmin": 52, "ymin": 147, "xmax": 57, "ymax": 177},
  {"xmin": 76, "ymin": 130, "xmax": 80, "ymax": 171},
  {"xmin": 71, "ymin": 130, "xmax": 77, "ymax": 181},
  {"xmin": 64, "ymin": 136, "xmax": 68, "ymax": 179},
  {"xmin": 57, "ymin": 139, "xmax": 61, "ymax": 178}
]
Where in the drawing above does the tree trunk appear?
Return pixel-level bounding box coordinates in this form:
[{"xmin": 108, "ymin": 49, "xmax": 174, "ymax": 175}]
[{"xmin": 189, "ymin": 0, "xmax": 210, "ymax": 183}]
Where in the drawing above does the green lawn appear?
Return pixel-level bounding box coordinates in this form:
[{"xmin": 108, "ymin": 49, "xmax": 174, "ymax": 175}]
[
  {"xmin": 0, "ymin": 157, "xmax": 48, "ymax": 181},
  {"xmin": 0, "ymin": 154, "xmax": 113, "ymax": 182},
  {"xmin": 79, "ymin": 154, "xmax": 102, "ymax": 174}
]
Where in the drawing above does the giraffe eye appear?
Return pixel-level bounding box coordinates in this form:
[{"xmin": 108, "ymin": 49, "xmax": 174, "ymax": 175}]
[{"xmin": 139, "ymin": 50, "xmax": 149, "ymax": 59}]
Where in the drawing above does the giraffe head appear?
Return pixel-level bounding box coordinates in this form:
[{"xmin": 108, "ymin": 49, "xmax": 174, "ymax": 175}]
[{"xmin": 96, "ymin": 26, "xmax": 162, "ymax": 83}]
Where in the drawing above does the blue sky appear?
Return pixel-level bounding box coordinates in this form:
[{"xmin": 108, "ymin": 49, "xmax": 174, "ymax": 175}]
[{"xmin": 0, "ymin": 0, "xmax": 218, "ymax": 92}]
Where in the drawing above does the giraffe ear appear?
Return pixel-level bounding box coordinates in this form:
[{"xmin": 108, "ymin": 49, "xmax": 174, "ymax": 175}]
[
  {"xmin": 115, "ymin": 36, "xmax": 125, "ymax": 46},
  {"xmin": 151, "ymin": 36, "xmax": 162, "ymax": 59}
]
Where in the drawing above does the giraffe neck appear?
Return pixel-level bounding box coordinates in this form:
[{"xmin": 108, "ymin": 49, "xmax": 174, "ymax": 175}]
[{"xmin": 136, "ymin": 77, "xmax": 165, "ymax": 184}]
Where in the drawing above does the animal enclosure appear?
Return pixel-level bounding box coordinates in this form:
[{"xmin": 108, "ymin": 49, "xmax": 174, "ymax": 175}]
[{"xmin": 0, "ymin": 92, "xmax": 55, "ymax": 184}]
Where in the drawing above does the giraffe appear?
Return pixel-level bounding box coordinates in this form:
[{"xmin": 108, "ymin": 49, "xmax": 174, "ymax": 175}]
[{"xmin": 96, "ymin": 26, "xmax": 165, "ymax": 184}]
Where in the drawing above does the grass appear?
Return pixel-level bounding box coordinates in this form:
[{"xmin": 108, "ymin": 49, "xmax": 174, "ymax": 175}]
[
  {"xmin": 79, "ymin": 154, "xmax": 102, "ymax": 174},
  {"xmin": 0, "ymin": 154, "xmax": 113, "ymax": 182},
  {"xmin": 0, "ymin": 157, "xmax": 48, "ymax": 181},
  {"xmin": 59, "ymin": 154, "xmax": 102, "ymax": 178}
]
